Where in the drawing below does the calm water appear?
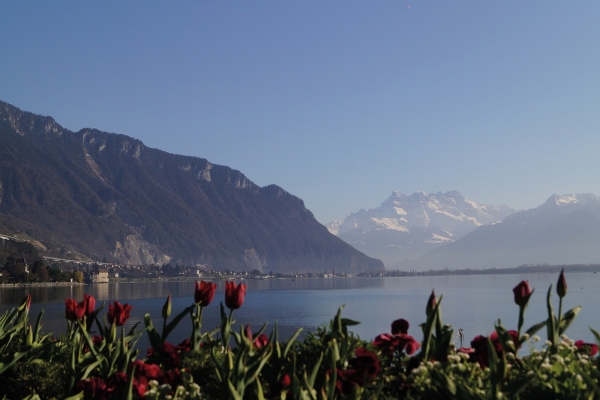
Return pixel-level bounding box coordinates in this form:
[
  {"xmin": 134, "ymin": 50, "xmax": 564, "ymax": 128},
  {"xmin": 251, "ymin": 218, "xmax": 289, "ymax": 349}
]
[{"xmin": 2, "ymin": 273, "xmax": 600, "ymax": 350}]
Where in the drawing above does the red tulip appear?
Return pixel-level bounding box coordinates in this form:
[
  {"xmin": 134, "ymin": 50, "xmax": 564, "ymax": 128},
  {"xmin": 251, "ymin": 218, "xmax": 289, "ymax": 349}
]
[
  {"xmin": 194, "ymin": 280, "xmax": 217, "ymax": 306},
  {"xmin": 225, "ymin": 281, "xmax": 246, "ymax": 310},
  {"xmin": 391, "ymin": 318, "xmax": 409, "ymax": 334},
  {"xmin": 557, "ymin": 269, "xmax": 567, "ymax": 298},
  {"xmin": 24, "ymin": 294, "xmax": 32, "ymax": 312},
  {"xmin": 575, "ymin": 340, "xmax": 599, "ymax": 356},
  {"xmin": 83, "ymin": 294, "xmax": 96, "ymax": 316},
  {"xmin": 512, "ymin": 280, "xmax": 532, "ymax": 307},
  {"xmin": 278, "ymin": 374, "xmax": 291, "ymax": 388},
  {"xmin": 65, "ymin": 298, "xmax": 86, "ymax": 321},
  {"xmin": 107, "ymin": 301, "xmax": 132, "ymax": 326}
]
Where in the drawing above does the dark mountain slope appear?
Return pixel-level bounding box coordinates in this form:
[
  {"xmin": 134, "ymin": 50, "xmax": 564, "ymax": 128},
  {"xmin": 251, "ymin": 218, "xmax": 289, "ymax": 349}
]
[{"xmin": 0, "ymin": 100, "xmax": 382, "ymax": 273}]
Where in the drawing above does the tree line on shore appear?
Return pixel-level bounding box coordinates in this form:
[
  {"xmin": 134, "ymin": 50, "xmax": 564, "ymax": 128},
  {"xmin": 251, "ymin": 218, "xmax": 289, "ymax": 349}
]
[{"xmin": 0, "ymin": 240, "xmax": 82, "ymax": 284}]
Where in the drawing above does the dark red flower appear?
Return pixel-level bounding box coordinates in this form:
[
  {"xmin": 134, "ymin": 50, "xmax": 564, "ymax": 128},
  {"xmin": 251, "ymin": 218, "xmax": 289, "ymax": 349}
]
[
  {"xmin": 333, "ymin": 348, "xmax": 381, "ymax": 395},
  {"xmin": 244, "ymin": 324, "xmax": 269, "ymax": 348},
  {"xmin": 194, "ymin": 280, "xmax": 217, "ymax": 306},
  {"xmin": 575, "ymin": 340, "xmax": 599, "ymax": 356},
  {"xmin": 107, "ymin": 300, "xmax": 132, "ymax": 326},
  {"xmin": 106, "ymin": 372, "xmax": 127, "ymax": 397},
  {"xmin": 489, "ymin": 330, "xmax": 519, "ymax": 353},
  {"xmin": 83, "ymin": 294, "xmax": 96, "ymax": 316},
  {"xmin": 131, "ymin": 360, "xmax": 165, "ymax": 398},
  {"xmin": 279, "ymin": 374, "xmax": 291, "ymax": 388},
  {"xmin": 225, "ymin": 281, "xmax": 246, "ymax": 310},
  {"xmin": 93, "ymin": 335, "xmax": 103, "ymax": 346},
  {"xmin": 470, "ymin": 335, "xmax": 490, "ymax": 368},
  {"xmin": 512, "ymin": 281, "xmax": 532, "ymax": 307},
  {"xmin": 400, "ymin": 334, "xmax": 421, "ymax": 355},
  {"xmin": 77, "ymin": 377, "xmax": 108, "ymax": 400},
  {"xmin": 254, "ymin": 334, "xmax": 269, "ymax": 349},
  {"xmin": 391, "ymin": 318, "xmax": 409, "ymax": 334},
  {"xmin": 176, "ymin": 338, "xmax": 191, "ymax": 352},
  {"xmin": 372, "ymin": 333, "xmax": 394, "ymax": 352},
  {"xmin": 349, "ymin": 348, "xmax": 381, "ymax": 379},
  {"xmin": 557, "ymin": 269, "xmax": 567, "ymax": 298},
  {"xmin": 65, "ymin": 298, "xmax": 86, "ymax": 321},
  {"xmin": 470, "ymin": 330, "xmax": 519, "ymax": 368},
  {"xmin": 372, "ymin": 333, "xmax": 420, "ymax": 355},
  {"xmin": 164, "ymin": 368, "xmax": 183, "ymax": 387},
  {"xmin": 161, "ymin": 342, "xmax": 181, "ymax": 367},
  {"xmin": 25, "ymin": 294, "xmax": 32, "ymax": 311}
]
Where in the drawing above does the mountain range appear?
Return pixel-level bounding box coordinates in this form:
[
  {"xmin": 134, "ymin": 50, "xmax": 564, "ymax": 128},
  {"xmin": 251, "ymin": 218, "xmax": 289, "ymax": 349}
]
[
  {"xmin": 401, "ymin": 193, "xmax": 600, "ymax": 270},
  {"xmin": 0, "ymin": 100, "xmax": 382, "ymax": 273},
  {"xmin": 326, "ymin": 191, "xmax": 515, "ymax": 267}
]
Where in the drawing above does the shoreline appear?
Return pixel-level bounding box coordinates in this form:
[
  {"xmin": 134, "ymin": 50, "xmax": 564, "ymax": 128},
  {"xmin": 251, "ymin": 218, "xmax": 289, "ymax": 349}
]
[{"xmin": 0, "ymin": 282, "xmax": 86, "ymax": 288}]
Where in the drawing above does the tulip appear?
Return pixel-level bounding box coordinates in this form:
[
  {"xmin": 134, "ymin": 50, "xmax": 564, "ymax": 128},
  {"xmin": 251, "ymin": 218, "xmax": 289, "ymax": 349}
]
[
  {"xmin": 162, "ymin": 294, "xmax": 172, "ymax": 319},
  {"xmin": 278, "ymin": 374, "xmax": 291, "ymax": 388},
  {"xmin": 512, "ymin": 280, "xmax": 532, "ymax": 307},
  {"xmin": 426, "ymin": 290, "xmax": 436, "ymax": 315},
  {"xmin": 575, "ymin": 340, "xmax": 599, "ymax": 356},
  {"xmin": 391, "ymin": 318, "xmax": 409, "ymax": 335},
  {"xmin": 194, "ymin": 280, "xmax": 217, "ymax": 306},
  {"xmin": 225, "ymin": 281, "xmax": 246, "ymax": 310},
  {"xmin": 24, "ymin": 293, "xmax": 32, "ymax": 312},
  {"xmin": 107, "ymin": 300, "xmax": 132, "ymax": 326},
  {"xmin": 65, "ymin": 298, "xmax": 86, "ymax": 321},
  {"xmin": 557, "ymin": 269, "xmax": 567, "ymax": 298},
  {"xmin": 83, "ymin": 294, "xmax": 96, "ymax": 316}
]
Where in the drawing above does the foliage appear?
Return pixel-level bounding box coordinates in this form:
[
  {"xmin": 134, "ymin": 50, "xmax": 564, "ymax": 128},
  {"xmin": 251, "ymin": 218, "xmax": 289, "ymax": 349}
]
[{"xmin": 2, "ymin": 271, "xmax": 600, "ymax": 399}]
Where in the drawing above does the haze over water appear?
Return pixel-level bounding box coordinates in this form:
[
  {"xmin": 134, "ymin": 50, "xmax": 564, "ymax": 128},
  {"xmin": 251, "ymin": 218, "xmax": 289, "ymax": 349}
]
[{"xmin": 1, "ymin": 273, "xmax": 598, "ymax": 349}]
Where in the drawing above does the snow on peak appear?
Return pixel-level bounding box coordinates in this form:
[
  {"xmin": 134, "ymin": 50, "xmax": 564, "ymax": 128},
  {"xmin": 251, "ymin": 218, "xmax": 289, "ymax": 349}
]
[{"xmin": 545, "ymin": 193, "xmax": 599, "ymax": 208}]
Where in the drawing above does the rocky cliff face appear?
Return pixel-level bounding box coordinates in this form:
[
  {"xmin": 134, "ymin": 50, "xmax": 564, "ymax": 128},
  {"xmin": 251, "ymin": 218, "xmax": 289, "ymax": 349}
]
[{"xmin": 0, "ymin": 100, "xmax": 383, "ymax": 272}]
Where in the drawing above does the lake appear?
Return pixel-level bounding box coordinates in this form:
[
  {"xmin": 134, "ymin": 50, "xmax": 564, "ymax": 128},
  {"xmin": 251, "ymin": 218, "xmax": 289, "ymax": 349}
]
[{"xmin": 1, "ymin": 272, "xmax": 599, "ymax": 350}]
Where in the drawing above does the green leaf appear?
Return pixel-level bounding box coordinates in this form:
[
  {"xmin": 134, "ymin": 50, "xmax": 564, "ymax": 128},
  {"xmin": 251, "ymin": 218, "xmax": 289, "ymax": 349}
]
[
  {"xmin": 546, "ymin": 285, "xmax": 557, "ymax": 346},
  {"xmin": 558, "ymin": 306, "xmax": 581, "ymax": 335},
  {"xmin": 340, "ymin": 318, "xmax": 360, "ymax": 327},
  {"xmin": 308, "ymin": 352, "xmax": 324, "ymax": 388},
  {"xmin": 163, "ymin": 305, "xmax": 194, "ymax": 340}
]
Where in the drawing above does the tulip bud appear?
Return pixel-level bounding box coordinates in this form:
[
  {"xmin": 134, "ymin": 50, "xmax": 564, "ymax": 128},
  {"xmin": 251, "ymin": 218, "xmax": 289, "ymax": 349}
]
[
  {"xmin": 162, "ymin": 294, "xmax": 172, "ymax": 319},
  {"xmin": 512, "ymin": 280, "xmax": 533, "ymax": 307},
  {"xmin": 557, "ymin": 269, "xmax": 567, "ymax": 298},
  {"xmin": 426, "ymin": 290, "xmax": 436, "ymax": 315}
]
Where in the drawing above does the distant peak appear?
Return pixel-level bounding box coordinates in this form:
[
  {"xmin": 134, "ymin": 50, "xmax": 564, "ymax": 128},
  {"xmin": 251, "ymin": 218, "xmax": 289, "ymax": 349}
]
[{"xmin": 544, "ymin": 193, "xmax": 598, "ymax": 208}]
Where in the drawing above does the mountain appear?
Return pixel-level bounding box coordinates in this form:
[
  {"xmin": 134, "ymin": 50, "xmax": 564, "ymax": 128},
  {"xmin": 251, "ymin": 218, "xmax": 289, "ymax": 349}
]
[
  {"xmin": 326, "ymin": 191, "xmax": 515, "ymax": 267},
  {"xmin": 401, "ymin": 193, "xmax": 600, "ymax": 271},
  {"xmin": 0, "ymin": 100, "xmax": 383, "ymax": 273}
]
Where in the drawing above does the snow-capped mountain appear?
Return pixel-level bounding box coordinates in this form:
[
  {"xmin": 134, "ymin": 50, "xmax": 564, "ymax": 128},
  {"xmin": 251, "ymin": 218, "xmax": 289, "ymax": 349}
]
[
  {"xmin": 401, "ymin": 193, "xmax": 600, "ymax": 271},
  {"xmin": 326, "ymin": 191, "xmax": 515, "ymax": 267}
]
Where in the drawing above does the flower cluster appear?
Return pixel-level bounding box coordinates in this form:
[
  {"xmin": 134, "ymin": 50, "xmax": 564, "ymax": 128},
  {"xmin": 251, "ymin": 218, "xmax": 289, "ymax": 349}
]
[
  {"xmin": 64, "ymin": 294, "xmax": 95, "ymax": 321},
  {"xmin": 333, "ymin": 348, "xmax": 381, "ymax": 395},
  {"xmin": 373, "ymin": 318, "xmax": 421, "ymax": 355}
]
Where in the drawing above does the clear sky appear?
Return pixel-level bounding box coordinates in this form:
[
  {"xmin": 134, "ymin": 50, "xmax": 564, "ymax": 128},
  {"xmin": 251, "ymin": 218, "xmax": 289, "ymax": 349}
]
[{"xmin": 2, "ymin": 2, "xmax": 600, "ymax": 224}]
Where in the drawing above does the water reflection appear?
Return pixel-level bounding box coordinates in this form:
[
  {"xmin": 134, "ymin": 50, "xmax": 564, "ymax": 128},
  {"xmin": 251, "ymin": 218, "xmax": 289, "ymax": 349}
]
[{"xmin": 2, "ymin": 273, "xmax": 600, "ymax": 350}]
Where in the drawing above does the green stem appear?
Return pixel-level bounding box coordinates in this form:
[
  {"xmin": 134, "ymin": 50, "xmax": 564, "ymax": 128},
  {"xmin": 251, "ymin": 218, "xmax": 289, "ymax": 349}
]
[{"xmin": 558, "ymin": 296, "xmax": 563, "ymax": 337}]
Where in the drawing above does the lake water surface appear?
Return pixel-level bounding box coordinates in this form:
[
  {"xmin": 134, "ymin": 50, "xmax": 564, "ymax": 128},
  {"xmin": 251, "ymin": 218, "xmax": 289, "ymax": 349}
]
[{"xmin": 2, "ymin": 273, "xmax": 599, "ymax": 350}]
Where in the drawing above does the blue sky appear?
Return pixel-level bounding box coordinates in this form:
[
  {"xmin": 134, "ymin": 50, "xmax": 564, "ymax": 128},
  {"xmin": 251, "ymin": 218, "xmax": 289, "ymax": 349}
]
[{"xmin": 2, "ymin": 2, "xmax": 600, "ymax": 223}]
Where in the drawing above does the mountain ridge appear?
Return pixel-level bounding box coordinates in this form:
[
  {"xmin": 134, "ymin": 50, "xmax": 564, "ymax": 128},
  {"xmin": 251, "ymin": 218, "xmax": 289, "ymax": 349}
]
[
  {"xmin": 326, "ymin": 190, "xmax": 515, "ymax": 267},
  {"xmin": 0, "ymin": 100, "xmax": 383, "ymax": 273},
  {"xmin": 400, "ymin": 193, "xmax": 600, "ymax": 271}
]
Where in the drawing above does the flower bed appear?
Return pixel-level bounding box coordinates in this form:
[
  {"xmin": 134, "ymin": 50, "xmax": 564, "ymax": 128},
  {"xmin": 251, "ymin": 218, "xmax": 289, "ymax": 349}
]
[{"xmin": 0, "ymin": 270, "xmax": 599, "ymax": 399}]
